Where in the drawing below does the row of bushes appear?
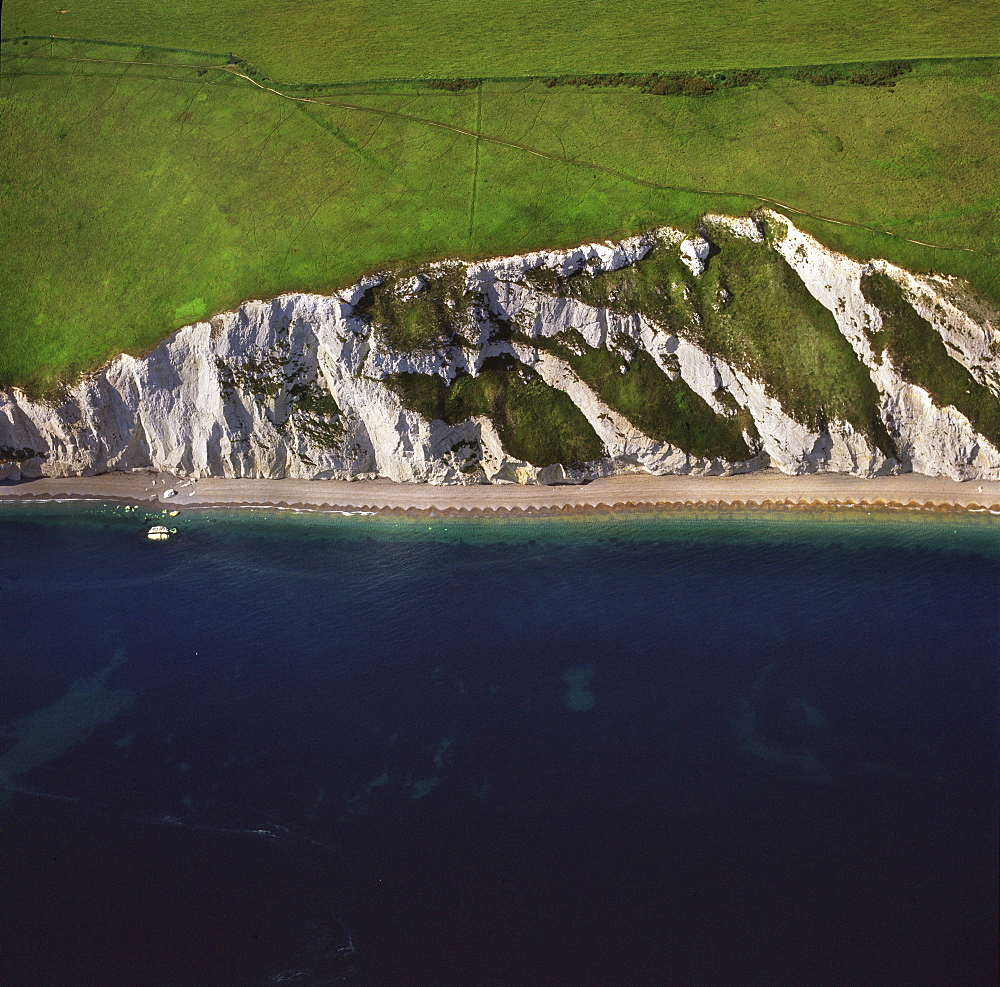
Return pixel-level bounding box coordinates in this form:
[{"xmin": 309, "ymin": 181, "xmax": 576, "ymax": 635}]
[
  {"xmin": 792, "ymin": 61, "xmax": 912, "ymax": 87},
  {"xmin": 427, "ymin": 78, "xmax": 479, "ymax": 91},
  {"xmin": 539, "ymin": 69, "xmax": 763, "ymax": 96},
  {"xmin": 415, "ymin": 60, "xmax": 910, "ymax": 98}
]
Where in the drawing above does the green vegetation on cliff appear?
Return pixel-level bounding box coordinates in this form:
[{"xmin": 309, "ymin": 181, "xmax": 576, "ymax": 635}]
[
  {"xmin": 358, "ymin": 269, "xmax": 474, "ymax": 352},
  {"xmin": 696, "ymin": 228, "xmax": 897, "ymax": 458},
  {"xmin": 533, "ymin": 333, "xmax": 756, "ymax": 463},
  {"xmin": 526, "ymin": 229, "xmax": 897, "ymax": 458},
  {"xmin": 860, "ymin": 272, "xmax": 1000, "ymax": 444},
  {"xmin": 386, "ymin": 357, "xmax": 605, "ymax": 467}
]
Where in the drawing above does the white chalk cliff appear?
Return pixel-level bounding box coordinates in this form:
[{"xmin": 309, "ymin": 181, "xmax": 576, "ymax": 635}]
[{"xmin": 2, "ymin": 211, "xmax": 998, "ymax": 483}]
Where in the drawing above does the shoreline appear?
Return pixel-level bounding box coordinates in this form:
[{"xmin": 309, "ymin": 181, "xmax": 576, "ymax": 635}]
[{"xmin": 2, "ymin": 470, "xmax": 1000, "ymax": 517}]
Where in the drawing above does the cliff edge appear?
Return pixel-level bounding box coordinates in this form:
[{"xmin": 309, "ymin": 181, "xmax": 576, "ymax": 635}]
[{"xmin": 3, "ymin": 211, "xmax": 998, "ymax": 483}]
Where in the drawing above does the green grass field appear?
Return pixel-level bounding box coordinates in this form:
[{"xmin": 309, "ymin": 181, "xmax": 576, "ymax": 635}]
[
  {"xmin": 1, "ymin": 6, "xmax": 998, "ymax": 394},
  {"xmin": 6, "ymin": 1, "xmax": 999, "ymax": 82}
]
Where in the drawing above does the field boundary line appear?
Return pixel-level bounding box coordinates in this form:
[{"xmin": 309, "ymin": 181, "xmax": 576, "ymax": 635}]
[
  {"xmin": 4, "ymin": 34, "xmax": 997, "ymax": 91},
  {"xmin": 468, "ymin": 81, "xmax": 482, "ymax": 241}
]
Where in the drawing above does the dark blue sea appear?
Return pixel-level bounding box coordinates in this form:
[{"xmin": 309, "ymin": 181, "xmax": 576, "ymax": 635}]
[{"xmin": 1, "ymin": 503, "xmax": 997, "ymax": 985}]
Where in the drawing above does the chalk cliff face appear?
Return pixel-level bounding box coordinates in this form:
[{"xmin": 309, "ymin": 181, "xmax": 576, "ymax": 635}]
[{"xmin": 2, "ymin": 211, "xmax": 998, "ymax": 483}]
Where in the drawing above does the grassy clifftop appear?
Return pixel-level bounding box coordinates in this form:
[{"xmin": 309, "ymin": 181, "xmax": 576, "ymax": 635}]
[{"xmin": 1, "ymin": 7, "xmax": 998, "ymax": 393}]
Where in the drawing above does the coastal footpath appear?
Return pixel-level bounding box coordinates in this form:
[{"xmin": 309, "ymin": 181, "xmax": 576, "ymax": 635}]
[{"xmin": 2, "ymin": 211, "xmax": 998, "ymax": 485}]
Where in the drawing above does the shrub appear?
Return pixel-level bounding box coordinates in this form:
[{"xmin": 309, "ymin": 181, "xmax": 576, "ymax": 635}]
[
  {"xmin": 427, "ymin": 79, "xmax": 480, "ymax": 92},
  {"xmin": 791, "ymin": 61, "xmax": 912, "ymax": 88},
  {"xmin": 848, "ymin": 61, "xmax": 912, "ymax": 86}
]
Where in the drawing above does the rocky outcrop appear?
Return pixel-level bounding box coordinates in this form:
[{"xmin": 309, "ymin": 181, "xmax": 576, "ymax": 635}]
[{"xmin": 2, "ymin": 213, "xmax": 998, "ymax": 483}]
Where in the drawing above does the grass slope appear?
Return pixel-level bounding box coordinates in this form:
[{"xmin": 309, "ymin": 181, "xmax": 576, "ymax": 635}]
[
  {"xmin": 529, "ymin": 228, "xmax": 896, "ymax": 457},
  {"xmin": 359, "ymin": 268, "xmax": 475, "ymax": 352},
  {"xmin": 386, "ymin": 357, "xmax": 604, "ymax": 467},
  {"xmin": 534, "ymin": 334, "xmax": 755, "ymax": 462},
  {"xmin": 1, "ymin": 33, "xmax": 998, "ymax": 392},
  {"xmin": 860, "ymin": 272, "xmax": 1000, "ymax": 444},
  {"xmin": 696, "ymin": 228, "xmax": 897, "ymax": 457},
  {"xmin": 6, "ymin": 1, "xmax": 999, "ymax": 82}
]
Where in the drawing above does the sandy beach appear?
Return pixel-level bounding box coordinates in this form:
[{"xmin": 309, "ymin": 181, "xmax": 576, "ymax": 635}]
[{"xmin": 2, "ymin": 470, "xmax": 1000, "ymax": 515}]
